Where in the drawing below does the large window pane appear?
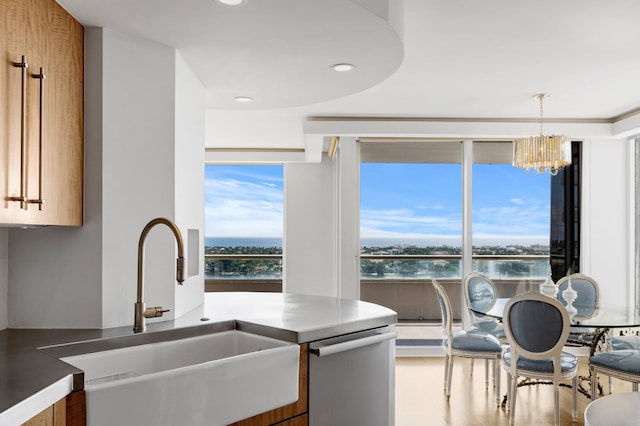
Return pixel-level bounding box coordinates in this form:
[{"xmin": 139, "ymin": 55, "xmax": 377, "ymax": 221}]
[
  {"xmin": 360, "ymin": 162, "xmax": 462, "ymax": 279},
  {"xmin": 472, "ymin": 163, "xmax": 550, "ymax": 280},
  {"xmin": 204, "ymin": 165, "xmax": 283, "ymax": 281}
]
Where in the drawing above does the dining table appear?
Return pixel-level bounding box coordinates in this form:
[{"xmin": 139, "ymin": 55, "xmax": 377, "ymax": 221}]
[{"xmin": 470, "ymin": 295, "xmax": 640, "ymax": 399}]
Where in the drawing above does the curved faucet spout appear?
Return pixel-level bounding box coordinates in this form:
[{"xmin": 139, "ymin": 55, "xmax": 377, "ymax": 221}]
[{"xmin": 134, "ymin": 217, "xmax": 185, "ymax": 332}]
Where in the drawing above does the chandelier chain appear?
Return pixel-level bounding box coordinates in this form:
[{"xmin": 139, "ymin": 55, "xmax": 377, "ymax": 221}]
[{"xmin": 536, "ymin": 93, "xmax": 547, "ymax": 136}]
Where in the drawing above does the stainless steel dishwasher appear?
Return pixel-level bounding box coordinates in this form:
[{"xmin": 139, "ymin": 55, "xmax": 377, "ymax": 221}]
[{"xmin": 308, "ymin": 325, "xmax": 396, "ymax": 426}]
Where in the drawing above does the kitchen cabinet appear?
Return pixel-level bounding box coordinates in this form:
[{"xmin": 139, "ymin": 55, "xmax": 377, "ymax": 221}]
[
  {"xmin": 21, "ymin": 397, "xmax": 65, "ymax": 426},
  {"xmin": 0, "ymin": 0, "xmax": 83, "ymax": 226},
  {"xmin": 21, "ymin": 391, "xmax": 84, "ymax": 426}
]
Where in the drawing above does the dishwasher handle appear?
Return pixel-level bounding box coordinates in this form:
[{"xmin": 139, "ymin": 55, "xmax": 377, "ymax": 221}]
[{"xmin": 310, "ymin": 331, "xmax": 397, "ymax": 357}]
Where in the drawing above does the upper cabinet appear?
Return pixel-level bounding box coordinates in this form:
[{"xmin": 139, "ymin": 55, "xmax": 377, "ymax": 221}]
[{"xmin": 0, "ymin": 0, "xmax": 83, "ymax": 226}]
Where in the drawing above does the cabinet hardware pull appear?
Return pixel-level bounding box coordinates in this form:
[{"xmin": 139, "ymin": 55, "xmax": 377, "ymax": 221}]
[
  {"xmin": 8, "ymin": 56, "xmax": 28, "ymax": 209},
  {"xmin": 309, "ymin": 331, "xmax": 397, "ymax": 356},
  {"xmin": 27, "ymin": 67, "xmax": 45, "ymax": 210}
]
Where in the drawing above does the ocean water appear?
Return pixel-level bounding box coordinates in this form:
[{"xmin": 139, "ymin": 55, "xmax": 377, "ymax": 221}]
[
  {"xmin": 205, "ymin": 237, "xmax": 546, "ymax": 248},
  {"xmin": 205, "ymin": 237, "xmax": 282, "ymax": 248}
]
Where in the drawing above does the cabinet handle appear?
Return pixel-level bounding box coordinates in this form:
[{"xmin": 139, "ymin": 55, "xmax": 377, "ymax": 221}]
[
  {"xmin": 7, "ymin": 56, "xmax": 28, "ymax": 209},
  {"xmin": 27, "ymin": 67, "xmax": 45, "ymax": 210},
  {"xmin": 309, "ymin": 331, "xmax": 397, "ymax": 357}
]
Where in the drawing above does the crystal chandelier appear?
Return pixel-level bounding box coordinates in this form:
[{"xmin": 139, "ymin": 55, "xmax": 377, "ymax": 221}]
[{"xmin": 513, "ymin": 94, "xmax": 571, "ymax": 175}]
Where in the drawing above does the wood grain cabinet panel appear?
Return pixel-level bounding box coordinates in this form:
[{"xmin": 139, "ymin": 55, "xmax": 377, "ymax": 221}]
[
  {"xmin": 0, "ymin": 0, "xmax": 83, "ymax": 226},
  {"xmin": 21, "ymin": 397, "xmax": 66, "ymax": 426}
]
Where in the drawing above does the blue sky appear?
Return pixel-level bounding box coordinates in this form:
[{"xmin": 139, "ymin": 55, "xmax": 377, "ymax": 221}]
[
  {"xmin": 205, "ymin": 163, "xmax": 550, "ymax": 245},
  {"xmin": 359, "ymin": 163, "xmax": 550, "ymax": 245},
  {"xmin": 205, "ymin": 165, "xmax": 283, "ymax": 238}
]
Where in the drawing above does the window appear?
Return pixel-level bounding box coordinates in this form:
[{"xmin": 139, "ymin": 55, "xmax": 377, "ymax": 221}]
[
  {"xmin": 360, "ymin": 162, "xmax": 462, "ymax": 279},
  {"xmin": 204, "ymin": 165, "xmax": 283, "ymax": 291},
  {"xmin": 359, "ymin": 140, "xmax": 552, "ymax": 321},
  {"xmin": 472, "ymin": 142, "xmax": 550, "ymax": 280}
]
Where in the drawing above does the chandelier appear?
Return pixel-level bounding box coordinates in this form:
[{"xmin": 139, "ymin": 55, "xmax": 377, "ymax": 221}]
[{"xmin": 512, "ymin": 94, "xmax": 571, "ymax": 175}]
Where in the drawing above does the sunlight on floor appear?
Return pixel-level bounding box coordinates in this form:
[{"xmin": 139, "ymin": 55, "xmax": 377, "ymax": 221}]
[
  {"xmin": 395, "ymin": 356, "xmax": 635, "ymax": 426},
  {"xmin": 394, "ymin": 323, "xmax": 634, "ymax": 426}
]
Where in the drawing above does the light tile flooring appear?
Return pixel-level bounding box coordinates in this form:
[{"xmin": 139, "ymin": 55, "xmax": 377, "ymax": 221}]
[{"xmin": 394, "ymin": 323, "xmax": 635, "ymax": 425}]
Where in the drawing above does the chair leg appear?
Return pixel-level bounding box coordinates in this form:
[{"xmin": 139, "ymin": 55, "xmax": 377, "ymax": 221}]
[
  {"xmin": 443, "ymin": 354, "xmax": 449, "ymax": 394},
  {"xmin": 494, "ymin": 357, "xmax": 501, "ymax": 407},
  {"xmin": 571, "ymin": 376, "xmax": 578, "ymax": 421},
  {"xmin": 509, "ymin": 374, "xmax": 518, "ymax": 425},
  {"xmin": 633, "ymin": 382, "xmax": 638, "ymax": 392},
  {"xmin": 446, "ymin": 354, "xmax": 454, "ymax": 401},
  {"xmin": 609, "ymin": 376, "xmax": 613, "ymax": 394},
  {"xmin": 485, "ymin": 359, "xmax": 489, "ymax": 389},
  {"xmin": 553, "ymin": 384, "xmax": 560, "ymax": 426},
  {"xmin": 590, "ymin": 365, "xmax": 598, "ymax": 400},
  {"xmin": 470, "ymin": 358, "xmax": 474, "ymax": 376},
  {"xmin": 505, "ymin": 373, "xmax": 511, "ymax": 411}
]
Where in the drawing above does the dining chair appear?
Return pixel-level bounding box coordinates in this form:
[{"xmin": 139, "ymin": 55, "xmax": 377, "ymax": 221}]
[
  {"xmin": 431, "ymin": 279, "xmax": 503, "ymax": 406},
  {"xmin": 462, "ymin": 272, "xmax": 507, "ymax": 382},
  {"xmin": 463, "ymin": 272, "xmax": 507, "ymax": 341},
  {"xmin": 556, "ymin": 273, "xmax": 599, "ymax": 319},
  {"xmin": 556, "ymin": 273, "xmax": 600, "ymax": 347},
  {"xmin": 609, "ymin": 335, "xmax": 640, "ymax": 351},
  {"xmin": 502, "ymin": 292, "xmax": 578, "ymax": 426},
  {"xmin": 589, "ymin": 349, "xmax": 640, "ymax": 399}
]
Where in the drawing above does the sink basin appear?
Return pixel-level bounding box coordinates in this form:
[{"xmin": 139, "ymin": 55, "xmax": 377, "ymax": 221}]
[{"xmin": 61, "ymin": 330, "xmax": 300, "ymax": 426}]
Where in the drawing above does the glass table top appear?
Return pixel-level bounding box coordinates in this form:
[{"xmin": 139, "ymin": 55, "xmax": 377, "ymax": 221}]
[{"xmin": 471, "ymin": 297, "xmax": 640, "ymax": 329}]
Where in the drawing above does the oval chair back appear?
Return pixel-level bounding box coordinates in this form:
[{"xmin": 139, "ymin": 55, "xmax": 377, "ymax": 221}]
[
  {"xmin": 503, "ymin": 292, "xmax": 570, "ymax": 383},
  {"xmin": 556, "ymin": 273, "xmax": 599, "ymax": 319},
  {"xmin": 503, "ymin": 292, "xmax": 577, "ymax": 425},
  {"xmin": 463, "ymin": 272, "xmax": 498, "ymax": 322}
]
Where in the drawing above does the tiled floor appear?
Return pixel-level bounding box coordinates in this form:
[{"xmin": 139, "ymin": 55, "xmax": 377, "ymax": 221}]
[{"xmin": 394, "ymin": 323, "xmax": 634, "ymax": 425}]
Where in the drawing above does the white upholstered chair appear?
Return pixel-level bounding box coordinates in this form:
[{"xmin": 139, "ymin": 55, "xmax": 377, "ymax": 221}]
[
  {"xmin": 502, "ymin": 292, "xmax": 578, "ymax": 426},
  {"xmin": 432, "ymin": 279, "xmax": 503, "ymax": 406}
]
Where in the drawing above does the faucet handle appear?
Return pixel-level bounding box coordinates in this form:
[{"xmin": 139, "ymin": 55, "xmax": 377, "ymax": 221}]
[
  {"xmin": 144, "ymin": 306, "xmax": 170, "ymax": 318},
  {"xmin": 176, "ymin": 256, "xmax": 185, "ymax": 284}
]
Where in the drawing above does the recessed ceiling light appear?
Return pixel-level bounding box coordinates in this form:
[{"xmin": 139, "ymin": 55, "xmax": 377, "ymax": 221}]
[
  {"xmin": 216, "ymin": 0, "xmax": 244, "ymax": 6},
  {"xmin": 331, "ymin": 63, "xmax": 355, "ymax": 72},
  {"xmin": 234, "ymin": 96, "xmax": 253, "ymax": 103}
]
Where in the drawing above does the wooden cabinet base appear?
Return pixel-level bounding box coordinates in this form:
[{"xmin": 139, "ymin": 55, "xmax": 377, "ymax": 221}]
[
  {"xmin": 21, "ymin": 396, "xmax": 67, "ymax": 426},
  {"xmin": 64, "ymin": 391, "xmax": 86, "ymax": 426}
]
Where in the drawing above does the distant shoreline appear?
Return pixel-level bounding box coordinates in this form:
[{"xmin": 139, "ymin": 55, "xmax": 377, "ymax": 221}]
[{"xmin": 205, "ymin": 237, "xmax": 549, "ymax": 249}]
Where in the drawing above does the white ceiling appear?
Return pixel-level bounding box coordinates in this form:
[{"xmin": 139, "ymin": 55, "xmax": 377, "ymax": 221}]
[{"xmin": 57, "ymin": 0, "xmax": 640, "ymax": 120}]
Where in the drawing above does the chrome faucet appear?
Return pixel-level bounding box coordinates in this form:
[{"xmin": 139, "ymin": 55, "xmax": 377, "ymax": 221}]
[{"xmin": 134, "ymin": 217, "xmax": 185, "ymax": 333}]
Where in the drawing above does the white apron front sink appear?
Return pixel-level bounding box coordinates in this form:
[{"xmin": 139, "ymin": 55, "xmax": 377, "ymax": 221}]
[{"xmin": 61, "ymin": 330, "xmax": 299, "ymax": 426}]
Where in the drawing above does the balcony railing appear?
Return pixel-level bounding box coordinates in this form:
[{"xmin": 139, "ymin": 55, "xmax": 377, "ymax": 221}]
[
  {"xmin": 205, "ymin": 253, "xmax": 549, "ymax": 319},
  {"xmin": 205, "ymin": 253, "xmax": 550, "ymax": 280}
]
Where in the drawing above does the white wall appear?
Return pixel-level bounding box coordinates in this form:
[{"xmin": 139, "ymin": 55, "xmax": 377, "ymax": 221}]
[
  {"xmin": 336, "ymin": 138, "xmax": 360, "ymax": 300},
  {"xmin": 101, "ymin": 27, "xmax": 177, "ymax": 327},
  {"xmin": 6, "ymin": 27, "xmax": 205, "ymax": 329},
  {"xmin": 284, "ymin": 156, "xmax": 338, "ymax": 297},
  {"xmin": 174, "ymin": 51, "xmax": 205, "ymax": 316},
  {"xmin": 581, "ymin": 138, "xmax": 634, "ymax": 307}
]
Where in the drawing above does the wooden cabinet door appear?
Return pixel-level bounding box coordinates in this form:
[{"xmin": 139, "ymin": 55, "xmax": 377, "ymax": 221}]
[
  {"xmin": 21, "ymin": 397, "xmax": 66, "ymax": 426},
  {"xmin": 0, "ymin": 0, "xmax": 29, "ymax": 222},
  {"xmin": 0, "ymin": 0, "xmax": 83, "ymax": 226}
]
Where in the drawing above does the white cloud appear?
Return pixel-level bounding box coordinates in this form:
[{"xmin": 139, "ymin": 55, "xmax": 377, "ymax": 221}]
[{"xmin": 205, "ymin": 177, "xmax": 282, "ymax": 237}]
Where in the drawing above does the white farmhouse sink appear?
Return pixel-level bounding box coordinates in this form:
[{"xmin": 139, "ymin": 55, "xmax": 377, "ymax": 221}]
[{"xmin": 61, "ymin": 330, "xmax": 299, "ymax": 426}]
